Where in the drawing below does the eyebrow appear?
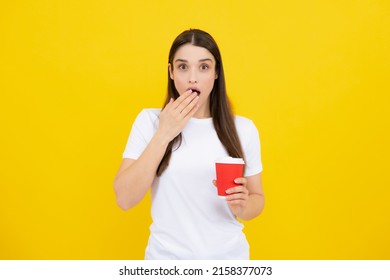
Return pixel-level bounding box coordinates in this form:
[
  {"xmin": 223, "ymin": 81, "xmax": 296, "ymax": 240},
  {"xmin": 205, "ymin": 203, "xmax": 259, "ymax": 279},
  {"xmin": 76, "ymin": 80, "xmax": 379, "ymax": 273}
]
[{"xmin": 174, "ymin": 58, "xmax": 214, "ymax": 63}]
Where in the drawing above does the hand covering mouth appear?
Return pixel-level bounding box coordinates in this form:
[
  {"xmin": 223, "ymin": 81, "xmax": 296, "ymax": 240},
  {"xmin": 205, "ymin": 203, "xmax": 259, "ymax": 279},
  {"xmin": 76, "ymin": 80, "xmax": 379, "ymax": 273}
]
[{"xmin": 188, "ymin": 87, "xmax": 201, "ymax": 95}]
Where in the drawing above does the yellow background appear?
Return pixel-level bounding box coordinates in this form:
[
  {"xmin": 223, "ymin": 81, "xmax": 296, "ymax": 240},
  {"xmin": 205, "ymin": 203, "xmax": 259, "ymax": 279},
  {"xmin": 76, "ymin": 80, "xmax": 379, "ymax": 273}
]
[{"xmin": 1, "ymin": 0, "xmax": 389, "ymax": 259}]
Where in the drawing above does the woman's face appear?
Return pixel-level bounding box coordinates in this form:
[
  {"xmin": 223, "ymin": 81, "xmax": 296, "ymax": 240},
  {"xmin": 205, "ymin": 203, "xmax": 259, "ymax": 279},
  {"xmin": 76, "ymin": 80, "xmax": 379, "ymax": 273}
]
[{"xmin": 169, "ymin": 44, "xmax": 217, "ymax": 117}]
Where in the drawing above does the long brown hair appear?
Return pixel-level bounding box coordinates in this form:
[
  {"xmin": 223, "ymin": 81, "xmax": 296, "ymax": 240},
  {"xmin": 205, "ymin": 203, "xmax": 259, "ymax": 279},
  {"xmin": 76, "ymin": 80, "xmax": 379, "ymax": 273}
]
[{"xmin": 156, "ymin": 29, "xmax": 244, "ymax": 176}]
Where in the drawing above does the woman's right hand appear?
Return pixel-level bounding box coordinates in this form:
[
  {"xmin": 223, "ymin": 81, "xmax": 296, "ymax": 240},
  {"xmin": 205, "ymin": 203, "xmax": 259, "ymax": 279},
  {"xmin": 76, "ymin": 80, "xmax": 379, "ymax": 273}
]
[{"xmin": 157, "ymin": 90, "xmax": 200, "ymax": 143}]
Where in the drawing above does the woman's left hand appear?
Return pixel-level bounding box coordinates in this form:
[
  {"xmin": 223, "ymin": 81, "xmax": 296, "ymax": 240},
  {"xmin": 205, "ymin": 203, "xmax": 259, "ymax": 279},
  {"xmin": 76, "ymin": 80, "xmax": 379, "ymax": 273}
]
[
  {"xmin": 213, "ymin": 178, "xmax": 249, "ymax": 216},
  {"xmin": 225, "ymin": 177, "xmax": 249, "ymax": 216}
]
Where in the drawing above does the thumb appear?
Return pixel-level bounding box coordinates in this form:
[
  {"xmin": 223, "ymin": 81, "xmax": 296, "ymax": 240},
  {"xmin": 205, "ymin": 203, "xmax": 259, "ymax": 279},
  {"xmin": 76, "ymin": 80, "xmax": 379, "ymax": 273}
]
[{"xmin": 212, "ymin": 180, "xmax": 217, "ymax": 187}]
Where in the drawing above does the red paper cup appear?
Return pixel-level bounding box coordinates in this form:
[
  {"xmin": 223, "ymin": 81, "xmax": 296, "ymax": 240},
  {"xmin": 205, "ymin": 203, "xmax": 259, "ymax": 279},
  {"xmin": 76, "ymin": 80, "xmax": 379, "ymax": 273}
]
[{"xmin": 215, "ymin": 157, "xmax": 245, "ymax": 198}]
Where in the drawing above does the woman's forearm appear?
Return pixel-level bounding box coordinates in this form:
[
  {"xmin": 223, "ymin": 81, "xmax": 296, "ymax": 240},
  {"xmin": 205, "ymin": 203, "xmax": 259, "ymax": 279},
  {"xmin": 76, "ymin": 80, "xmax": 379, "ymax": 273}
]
[
  {"xmin": 114, "ymin": 133, "xmax": 169, "ymax": 210},
  {"xmin": 237, "ymin": 193, "xmax": 265, "ymax": 221}
]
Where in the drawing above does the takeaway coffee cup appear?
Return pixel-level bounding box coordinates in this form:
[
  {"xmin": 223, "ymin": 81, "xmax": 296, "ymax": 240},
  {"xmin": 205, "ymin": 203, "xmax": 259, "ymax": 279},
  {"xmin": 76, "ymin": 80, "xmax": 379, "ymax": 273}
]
[{"xmin": 215, "ymin": 157, "xmax": 245, "ymax": 198}]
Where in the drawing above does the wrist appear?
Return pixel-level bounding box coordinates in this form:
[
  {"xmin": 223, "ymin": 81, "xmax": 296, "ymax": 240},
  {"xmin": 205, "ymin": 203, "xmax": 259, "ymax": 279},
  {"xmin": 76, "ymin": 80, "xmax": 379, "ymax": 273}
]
[
  {"xmin": 153, "ymin": 131, "xmax": 172, "ymax": 147},
  {"xmin": 236, "ymin": 194, "xmax": 263, "ymax": 221}
]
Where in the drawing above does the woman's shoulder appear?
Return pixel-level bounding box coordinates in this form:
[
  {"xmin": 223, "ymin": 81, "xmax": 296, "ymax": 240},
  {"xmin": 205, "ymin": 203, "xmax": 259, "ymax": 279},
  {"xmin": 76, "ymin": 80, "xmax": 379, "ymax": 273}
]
[
  {"xmin": 234, "ymin": 115, "xmax": 261, "ymax": 149},
  {"xmin": 135, "ymin": 108, "xmax": 161, "ymax": 121},
  {"xmin": 234, "ymin": 115, "xmax": 255, "ymax": 128},
  {"xmin": 139, "ymin": 108, "xmax": 161, "ymax": 117},
  {"xmin": 131, "ymin": 108, "xmax": 161, "ymax": 130},
  {"xmin": 234, "ymin": 115, "xmax": 259, "ymax": 135}
]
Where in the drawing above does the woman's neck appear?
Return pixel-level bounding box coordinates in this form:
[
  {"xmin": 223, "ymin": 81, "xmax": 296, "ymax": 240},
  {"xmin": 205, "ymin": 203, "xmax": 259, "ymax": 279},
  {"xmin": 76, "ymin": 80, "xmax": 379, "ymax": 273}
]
[{"xmin": 193, "ymin": 103, "xmax": 211, "ymax": 119}]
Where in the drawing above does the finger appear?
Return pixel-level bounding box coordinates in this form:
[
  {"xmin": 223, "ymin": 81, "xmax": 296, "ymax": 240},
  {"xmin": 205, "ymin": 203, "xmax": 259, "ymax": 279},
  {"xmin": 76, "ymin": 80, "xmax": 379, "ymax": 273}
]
[
  {"xmin": 233, "ymin": 177, "xmax": 247, "ymax": 185},
  {"xmin": 212, "ymin": 180, "xmax": 217, "ymax": 187},
  {"xmin": 181, "ymin": 104, "xmax": 200, "ymax": 124},
  {"xmin": 176, "ymin": 92, "xmax": 199, "ymax": 114},
  {"xmin": 226, "ymin": 186, "xmax": 248, "ymax": 195},
  {"xmin": 172, "ymin": 90, "xmax": 193, "ymax": 109},
  {"xmin": 164, "ymin": 97, "xmax": 174, "ymax": 108},
  {"xmin": 227, "ymin": 199, "xmax": 245, "ymax": 206},
  {"xmin": 180, "ymin": 95, "xmax": 199, "ymax": 118},
  {"xmin": 226, "ymin": 193, "xmax": 245, "ymax": 200}
]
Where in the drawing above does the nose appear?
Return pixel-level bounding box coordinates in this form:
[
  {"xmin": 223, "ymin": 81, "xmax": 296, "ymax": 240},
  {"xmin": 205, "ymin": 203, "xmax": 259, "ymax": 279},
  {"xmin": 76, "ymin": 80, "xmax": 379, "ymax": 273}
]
[{"xmin": 188, "ymin": 68, "xmax": 198, "ymax": 84}]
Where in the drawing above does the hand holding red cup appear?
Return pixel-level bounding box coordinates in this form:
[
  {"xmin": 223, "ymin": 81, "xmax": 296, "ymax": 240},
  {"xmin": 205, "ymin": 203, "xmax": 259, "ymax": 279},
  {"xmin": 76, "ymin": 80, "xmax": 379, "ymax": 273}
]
[{"xmin": 215, "ymin": 157, "xmax": 245, "ymax": 198}]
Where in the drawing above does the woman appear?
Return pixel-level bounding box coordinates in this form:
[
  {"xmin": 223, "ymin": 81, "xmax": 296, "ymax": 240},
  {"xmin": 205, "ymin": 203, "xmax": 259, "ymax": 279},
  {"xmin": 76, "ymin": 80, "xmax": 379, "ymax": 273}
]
[{"xmin": 114, "ymin": 29, "xmax": 265, "ymax": 259}]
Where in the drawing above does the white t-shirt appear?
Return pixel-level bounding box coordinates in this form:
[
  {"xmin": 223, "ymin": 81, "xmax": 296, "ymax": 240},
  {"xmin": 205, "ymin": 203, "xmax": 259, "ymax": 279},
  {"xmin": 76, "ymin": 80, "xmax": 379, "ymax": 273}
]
[{"xmin": 123, "ymin": 109, "xmax": 262, "ymax": 259}]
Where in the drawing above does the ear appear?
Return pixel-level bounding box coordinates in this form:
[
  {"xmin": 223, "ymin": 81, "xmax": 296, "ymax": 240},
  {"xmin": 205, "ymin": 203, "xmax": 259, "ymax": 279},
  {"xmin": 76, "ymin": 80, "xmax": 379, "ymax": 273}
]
[{"xmin": 168, "ymin": 63, "xmax": 174, "ymax": 80}]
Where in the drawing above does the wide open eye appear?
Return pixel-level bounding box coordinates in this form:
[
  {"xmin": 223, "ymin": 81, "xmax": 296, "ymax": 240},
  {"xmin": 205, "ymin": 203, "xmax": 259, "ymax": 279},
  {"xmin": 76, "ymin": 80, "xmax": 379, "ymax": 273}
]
[{"xmin": 178, "ymin": 64, "xmax": 188, "ymax": 70}]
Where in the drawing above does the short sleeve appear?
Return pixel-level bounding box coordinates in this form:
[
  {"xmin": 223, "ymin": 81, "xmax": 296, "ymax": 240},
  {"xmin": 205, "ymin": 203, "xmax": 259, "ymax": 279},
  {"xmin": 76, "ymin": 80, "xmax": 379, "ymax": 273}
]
[
  {"xmin": 236, "ymin": 118, "xmax": 263, "ymax": 177},
  {"xmin": 122, "ymin": 109, "xmax": 160, "ymax": 160}
]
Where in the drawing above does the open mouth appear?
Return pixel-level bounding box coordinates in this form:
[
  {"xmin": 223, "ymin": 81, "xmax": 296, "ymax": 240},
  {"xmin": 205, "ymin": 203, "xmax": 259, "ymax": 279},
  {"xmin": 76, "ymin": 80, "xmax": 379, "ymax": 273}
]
[{"xmin": 188, "ymin": 88, "xmax": 201, "ymax": 95}]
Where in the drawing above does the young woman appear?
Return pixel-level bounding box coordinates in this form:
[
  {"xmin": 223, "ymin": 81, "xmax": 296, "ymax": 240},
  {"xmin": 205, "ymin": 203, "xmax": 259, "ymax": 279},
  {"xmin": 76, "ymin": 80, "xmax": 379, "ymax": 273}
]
[{"xmin": 114, "ymin": 29, "xmax": 265, "ymax": 260}]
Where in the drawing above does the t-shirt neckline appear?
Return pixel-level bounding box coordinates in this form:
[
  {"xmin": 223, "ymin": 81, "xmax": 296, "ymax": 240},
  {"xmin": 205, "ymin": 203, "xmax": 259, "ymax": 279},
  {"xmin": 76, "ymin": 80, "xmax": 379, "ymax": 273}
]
[{"xmin": 188, "ymin": 117, "xmax": 213, "ymax": 124}]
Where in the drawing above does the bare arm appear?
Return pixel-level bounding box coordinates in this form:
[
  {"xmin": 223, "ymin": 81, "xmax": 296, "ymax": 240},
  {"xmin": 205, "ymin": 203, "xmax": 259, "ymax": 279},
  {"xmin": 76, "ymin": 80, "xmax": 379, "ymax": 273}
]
[
  {"xmin": 114, "ymin": 91, "xmax": 199, "ymax": 210},
  {"xmin": 113, "ymin": 134, "xmax": 169, "ymax": 210},
  {"xmin": 234, "ymin": 173, "xmax": 264, "ymax": 220}
]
